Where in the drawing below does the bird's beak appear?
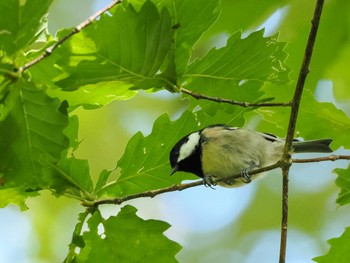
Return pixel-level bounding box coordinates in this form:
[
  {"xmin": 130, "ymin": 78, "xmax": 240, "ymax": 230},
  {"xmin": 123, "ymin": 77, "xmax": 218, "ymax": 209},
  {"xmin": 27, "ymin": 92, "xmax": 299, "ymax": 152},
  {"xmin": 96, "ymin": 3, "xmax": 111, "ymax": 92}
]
[{"xmin": 170, "ymin": 165, "xmax": 178, "ymax": 176}]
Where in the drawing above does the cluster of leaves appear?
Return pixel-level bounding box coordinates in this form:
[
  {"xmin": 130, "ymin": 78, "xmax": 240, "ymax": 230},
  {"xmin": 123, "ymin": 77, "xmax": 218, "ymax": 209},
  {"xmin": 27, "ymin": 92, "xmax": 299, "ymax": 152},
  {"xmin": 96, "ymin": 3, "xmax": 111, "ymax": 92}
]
[{"xmin": 0, "ymin": 0, "xmax": 349, "ymax": 262}]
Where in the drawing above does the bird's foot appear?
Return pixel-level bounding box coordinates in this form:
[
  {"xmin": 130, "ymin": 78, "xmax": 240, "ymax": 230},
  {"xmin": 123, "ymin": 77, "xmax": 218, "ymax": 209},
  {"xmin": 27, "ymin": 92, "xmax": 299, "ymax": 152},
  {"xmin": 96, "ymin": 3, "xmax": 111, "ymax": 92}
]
[
  {"xmin": 241, "ymin": 169, "xmax": 252, "ymax": 184},
  {"xmin": 203, "ymin": 174, "xmax": 217, "ymax": 189}
]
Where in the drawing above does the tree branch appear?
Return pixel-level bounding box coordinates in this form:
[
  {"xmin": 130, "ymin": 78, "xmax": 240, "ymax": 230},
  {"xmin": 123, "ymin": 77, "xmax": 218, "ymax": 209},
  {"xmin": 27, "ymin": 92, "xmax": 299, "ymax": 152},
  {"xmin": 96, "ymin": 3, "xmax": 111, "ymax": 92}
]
[
  {"xmin": 279, "ymin": 1, "xmax": 325, "ymax": 262},
  {"xmin": 293, "ymin": 155, "xmax": 350, "ymax": 163},
  {"xmin": 19, "ymin": 0, "xmax": 123, "ymax": 73},
  {"xmin": 92, "ymin": 180, "xmax": 203, "ymax": 206},
  {"xmin": 180, "ymin": 87, "xmax": 292, "ymax": 108},
  {"xmin": 90, "ymin": 154, "xmax": 350, "ymax": 207}
]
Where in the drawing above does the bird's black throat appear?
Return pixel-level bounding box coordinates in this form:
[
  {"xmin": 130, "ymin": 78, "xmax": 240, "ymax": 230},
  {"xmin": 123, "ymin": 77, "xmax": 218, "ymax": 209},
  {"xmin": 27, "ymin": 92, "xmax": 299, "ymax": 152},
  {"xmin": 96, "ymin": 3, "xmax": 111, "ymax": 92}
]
[{"xmin": 177, "ymin": 145, "xmax": 204, "ymax": 178}]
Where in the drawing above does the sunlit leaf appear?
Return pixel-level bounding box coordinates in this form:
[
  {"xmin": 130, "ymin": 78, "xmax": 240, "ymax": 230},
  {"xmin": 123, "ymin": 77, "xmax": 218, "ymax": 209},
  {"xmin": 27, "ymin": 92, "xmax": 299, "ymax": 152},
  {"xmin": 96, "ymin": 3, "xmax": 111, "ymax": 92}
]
[
  {"xmin": 47, "ymin": 81, "xmax": 137, "ymax": 111},
  {"xmin": 54, "ymin": 0, "xmax": 173, "ymax": 91},
  {"xmin": 0, "ymin": 188, "xmax": 38, "ymax": 211},
  {"xmin": 183, "ymin": 30, "xmax": 289, "ymax": 85}
]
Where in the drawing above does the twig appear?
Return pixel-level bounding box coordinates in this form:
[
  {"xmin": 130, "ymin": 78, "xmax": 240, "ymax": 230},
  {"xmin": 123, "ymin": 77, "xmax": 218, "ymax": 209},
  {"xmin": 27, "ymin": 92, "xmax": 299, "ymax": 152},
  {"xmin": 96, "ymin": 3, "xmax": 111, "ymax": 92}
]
[
  {"xmin": 19, "ymin": 0, "xmax": 123, "ymax": 73},
  {"xmin": 279, "ymin": 1, "xmax": 325, "ymax": 262},
  {"xmin": 180, "ymin": 87, "xmax": 292, "ymax": 108},
  {"xmin": 92, "ymin": 162, "xmax": 283, "ymax": 207},
  {"xmin": 92, "ymin": 180, "xmax": 203, "ymax": 206},
  {"xmin": 90, "ymin": 154, "xmax": 350, "ymax": 207},
  {"xmin": 293, "ymin": 155, "xmax": 350, "ymax": 163},
  {"xmin": 215, "ymin": 161, "xmax": 282, "ymax": 183}
]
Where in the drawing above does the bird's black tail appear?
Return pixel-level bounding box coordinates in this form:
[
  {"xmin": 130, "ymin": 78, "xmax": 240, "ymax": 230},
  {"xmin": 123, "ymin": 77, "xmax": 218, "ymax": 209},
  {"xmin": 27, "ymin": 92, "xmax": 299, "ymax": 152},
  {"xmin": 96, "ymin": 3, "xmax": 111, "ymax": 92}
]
[{"xmin": 292, "ymin": 139, "xmax": 333, "ymax": 153}]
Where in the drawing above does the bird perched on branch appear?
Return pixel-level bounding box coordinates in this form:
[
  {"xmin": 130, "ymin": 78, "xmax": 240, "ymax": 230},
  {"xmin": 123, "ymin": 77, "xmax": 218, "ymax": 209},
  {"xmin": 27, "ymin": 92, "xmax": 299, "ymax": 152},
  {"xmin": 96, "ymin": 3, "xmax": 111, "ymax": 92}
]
[{"xmin": 169, "ymin": 124, "xmax": 333, "ymax": 187}]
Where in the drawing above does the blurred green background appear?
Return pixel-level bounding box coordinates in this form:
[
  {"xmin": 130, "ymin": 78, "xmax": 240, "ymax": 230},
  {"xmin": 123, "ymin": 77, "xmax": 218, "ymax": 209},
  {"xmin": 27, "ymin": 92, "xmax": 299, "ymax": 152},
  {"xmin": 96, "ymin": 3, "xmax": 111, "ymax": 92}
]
[{"xmin": 1, "ymin": 0, "xmax": 350, "ymax": 262}]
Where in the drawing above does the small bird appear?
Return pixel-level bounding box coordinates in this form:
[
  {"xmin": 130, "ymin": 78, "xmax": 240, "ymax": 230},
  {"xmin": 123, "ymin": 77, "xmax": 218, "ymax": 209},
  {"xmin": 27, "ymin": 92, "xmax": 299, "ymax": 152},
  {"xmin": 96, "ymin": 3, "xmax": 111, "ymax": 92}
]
[{"xmin": 169, "ymin": 124, "xmax": 333, "ymax": 187}]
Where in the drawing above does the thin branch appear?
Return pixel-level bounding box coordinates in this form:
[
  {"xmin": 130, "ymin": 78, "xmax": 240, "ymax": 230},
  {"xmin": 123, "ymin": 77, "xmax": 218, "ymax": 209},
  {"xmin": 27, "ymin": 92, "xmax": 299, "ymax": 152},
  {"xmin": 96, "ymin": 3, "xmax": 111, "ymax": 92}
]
[
  {"xmin": 293, "ymin": 155, "xmax": 350, "ymax": 163},
  {"xmin": 279, "ymin": 168, "xmax": 289, "ymax": 263},
  {"xmin": 283, "ymin": 0, "xmax": 325, "ymax": 152},
  {"xmin": 180, "ymin": 87, "xmax": 292, "ymax": 108},
  {"xmin": 91, "ymin": 162, "xmax": 282, "ymax": 207},
  {"xmin": 215, "ymin": 161, "xmax": 282, "ymax": 183},
  {"xmin": 92, "ymin": 180, "xmax": 203, "ymax": 206},
  {"xmin": 89, "ymin": 154, "xmax": 350, "ymax": 207},
  {"xmin": 19, "ymin": 0, "xmax": 123, "ymax": 73},
  {"xmin": 279, "ymin": 1, "xmax": 325, "ymax": 262}
]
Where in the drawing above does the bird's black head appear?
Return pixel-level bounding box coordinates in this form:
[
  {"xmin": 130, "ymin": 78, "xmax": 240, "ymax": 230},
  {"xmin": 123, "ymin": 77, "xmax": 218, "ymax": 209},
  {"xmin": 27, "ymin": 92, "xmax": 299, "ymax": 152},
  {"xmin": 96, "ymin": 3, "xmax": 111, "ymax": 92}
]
[{"xmin": 169, "ymin": 131, "xmax": 204, "ymax": 178}]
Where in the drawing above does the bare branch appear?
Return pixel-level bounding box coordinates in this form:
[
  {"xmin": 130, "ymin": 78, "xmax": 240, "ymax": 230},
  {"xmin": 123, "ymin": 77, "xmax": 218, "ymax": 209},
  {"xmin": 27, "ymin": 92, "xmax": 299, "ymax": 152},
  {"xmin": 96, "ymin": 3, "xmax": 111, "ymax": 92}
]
[
  {"xmin": 180, "ymin": 87, "xmax": 292, "ymax": 108},
  {"xmin": 19, "ymin": 0, "xmax": 123, "ymax": 73},
  {"xmin": 279, "ymin": 1, "xmax": 325, "ymax": 262}
]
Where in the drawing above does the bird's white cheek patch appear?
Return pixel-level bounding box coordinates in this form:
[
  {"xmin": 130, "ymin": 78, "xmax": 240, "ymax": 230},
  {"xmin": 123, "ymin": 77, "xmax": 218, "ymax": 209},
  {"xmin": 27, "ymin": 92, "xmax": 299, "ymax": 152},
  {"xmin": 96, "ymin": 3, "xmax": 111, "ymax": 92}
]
[{"xmin": 178, "ymin": 132, "xmax": 201, "ymax": 162}]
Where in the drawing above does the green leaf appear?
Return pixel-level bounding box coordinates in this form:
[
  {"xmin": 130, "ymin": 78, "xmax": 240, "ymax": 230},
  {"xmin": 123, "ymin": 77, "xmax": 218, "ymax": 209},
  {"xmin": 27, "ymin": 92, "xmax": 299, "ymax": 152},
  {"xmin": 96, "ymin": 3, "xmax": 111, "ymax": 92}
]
[
  {"xmin": 183, "ymin": 30, "xmax": 289, "ymax": 85},
  {"xmin": 313, "ymin": 227, "xmax": 350, "ymax": 263},
  {"xmin": 94, "ymin": 169, "xmax": 113, "ymax": 194},
  {"xmin": 0, "ymin": 0, "xmax": 53, "ymax": 55},
  {"xmin": 335, "ymin": 165, "xmax": 350, "ymax": 206},
  {"xmin": 47, "ymin": 81, "xmax": 137, "ymax": 111},
  {"xmin": 54, "ymin": 0, "xmax": 173, "ymax": 91},
  {"xmin": 173, "ymin": 0, "xmax": 221, "ymax": 75},
  {"xmin": 77, "ymin": 205, "xmax": 181, "ymax": 263},
  {"xmin": 0, "ymin": 188, "xmax": 38, "ymax": 211},
  {"xmin": 0, "ymin": 79, "xmax": 68, "ymax": 203},
  {"xmin": 63, "ymin": 115, "xmax": 80, "ymax": 150},
  {"xmin": 180, "ymin": 30, "xmax": 289, "ymax": 117},
  {"xmin": 256, "ymin": 89, "xmax": 350, "ymax": 146},
  {"xmin": 51, "ymin": 156, "xmax": 94, "ymax": 196},
  {"xmin": 65, "ymin": 211, "xmax": 89, "ymax": 263},
  {"xmin": 297, "ymin": 91, "xmax": 350, "ymax": 149},
  {"xmin": 185, "ymin": 77, "xmax": 264, "ymax": 116},
  {"xmin": 96, "ymin": 109, "xmax": 244, "ymax": 198}
]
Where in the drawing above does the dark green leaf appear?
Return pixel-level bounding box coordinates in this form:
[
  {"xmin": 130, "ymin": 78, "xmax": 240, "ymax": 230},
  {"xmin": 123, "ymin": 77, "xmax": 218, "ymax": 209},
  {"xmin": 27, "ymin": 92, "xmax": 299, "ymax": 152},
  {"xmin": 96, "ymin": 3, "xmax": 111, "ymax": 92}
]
[
  {"xmin": 77, "ymin": 205, "xmax": 181, "ymax": 263},
  {"xmin": 0, "ymin": 79, "xmax": 68, "ymax": 205}
]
